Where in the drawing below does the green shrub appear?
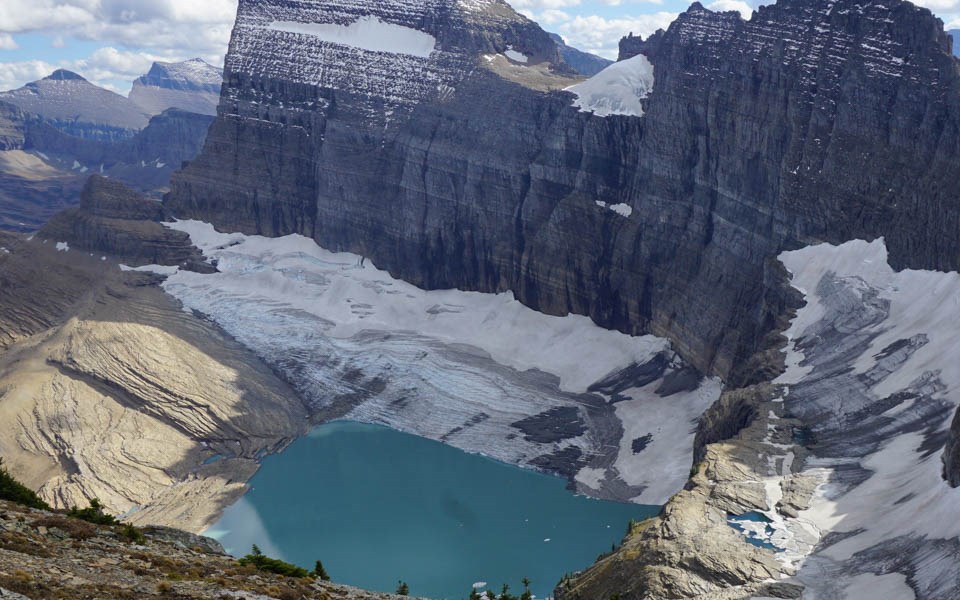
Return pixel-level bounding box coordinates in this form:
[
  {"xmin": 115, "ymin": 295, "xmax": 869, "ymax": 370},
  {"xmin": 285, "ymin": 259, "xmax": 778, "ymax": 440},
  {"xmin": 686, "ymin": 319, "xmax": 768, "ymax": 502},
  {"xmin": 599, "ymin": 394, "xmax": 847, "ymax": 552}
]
[
  {"xmin": 67, "ymin": 498, "xmax": 118, "ymax": 526},
  {"xmin": 238, "ymin": 545, "xmax": 310, "ymax": 578},
  {"xmin": 0, "ymin": 458, "xmax": 50, "ymax": 510},
  {"xmin": 396, "ymin": 581, "xmax": 409, "ymax": 595},
  {"xmin": 119, "ymin": 523, "xmax": 146, "ymax": 545}
]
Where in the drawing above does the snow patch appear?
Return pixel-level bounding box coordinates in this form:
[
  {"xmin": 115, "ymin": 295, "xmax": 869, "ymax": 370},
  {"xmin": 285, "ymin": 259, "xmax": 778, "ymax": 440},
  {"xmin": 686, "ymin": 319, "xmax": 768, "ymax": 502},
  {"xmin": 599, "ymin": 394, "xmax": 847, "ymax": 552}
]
[
  {"xmin": 566, "ymin": 54, "xmax": 655, "ymax": 118},
  {"xmin": 55, "ymin": 242, "xmax": 69, "ymax": 252},
  {"xmin": 119, "ymin": 264, "xmax": 180, "ymax": 276},
  {"xmin": 618, "ymin": 376, "xmax": 722, "ymax": 504},
  {"xmin": 504, "ymin": 46, "xmax": 529, "ymax": 63},
  {"xmin": 163, "ymin": 221, "xmax": 665, "ymax": 393},
  {"xmin": 267, "ymin": 16, "xmax": 437, "ymax": 58},
  {"xmin": 594, "ymin": 200, "xmax": 633, "ymax": 218},
  {"xmin": 841, "ymin": 573, "xmax": 915, "ymax": 600}
]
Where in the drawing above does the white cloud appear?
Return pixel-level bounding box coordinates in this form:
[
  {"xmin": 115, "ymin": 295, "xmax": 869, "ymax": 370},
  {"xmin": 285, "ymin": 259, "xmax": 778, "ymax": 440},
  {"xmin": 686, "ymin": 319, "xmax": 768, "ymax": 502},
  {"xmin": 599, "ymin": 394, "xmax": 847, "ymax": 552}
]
[
  {"xmin": 706, "ymin": 0, "xmax": 754, "ymax": 18},
  {"xmin": 0, "ymin": 0, "xmax": 237, "ymax": 91},
  {"xmin": 510, "ymin": 0, "xmax": 584, "ymax": 8},
  {"xmin": 0, "ymin": 60, "xmax": 57, "ymax": 92},
  {"xmin": 547, "ymin": 12, "xmax": 678, "ymax": 58},
  {"xmin": 0, "ymin": 34, "xmax": 18, "ymax": 51},
  {"xmin": 0, "ymin": 0, "xmax": 238, "ymax": 63}
]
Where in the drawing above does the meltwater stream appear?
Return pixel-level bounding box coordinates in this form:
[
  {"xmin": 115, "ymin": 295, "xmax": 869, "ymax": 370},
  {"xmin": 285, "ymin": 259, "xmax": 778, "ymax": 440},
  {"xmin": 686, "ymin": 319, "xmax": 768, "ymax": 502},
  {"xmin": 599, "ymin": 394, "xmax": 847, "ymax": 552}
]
[{"xmin": 207, "ymin": 421, "xmax": 659, "ymax": 599}]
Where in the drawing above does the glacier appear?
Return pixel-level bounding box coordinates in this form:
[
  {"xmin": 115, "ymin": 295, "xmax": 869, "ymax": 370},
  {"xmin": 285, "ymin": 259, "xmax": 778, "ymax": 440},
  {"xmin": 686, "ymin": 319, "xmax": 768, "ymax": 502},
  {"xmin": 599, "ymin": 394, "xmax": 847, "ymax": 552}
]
[
  {"xmin": 727, "ymin": 238, "xmax": 960, "ymax": 599},
  {"xmin": 149, "ymin": 221, "xmax": 722, "ymax": 505}
]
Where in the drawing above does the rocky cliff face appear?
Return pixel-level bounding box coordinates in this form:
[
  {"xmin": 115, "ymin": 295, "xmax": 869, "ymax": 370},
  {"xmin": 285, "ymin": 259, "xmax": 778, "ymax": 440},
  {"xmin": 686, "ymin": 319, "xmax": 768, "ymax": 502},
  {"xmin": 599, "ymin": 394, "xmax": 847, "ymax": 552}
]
[
  {"xmin": 38, "ymin": 175, "xmax": 212, "ymax": 269},
  {"xmin": 168, "ymin": 0, "xmax": 960, "ymax": 384},
  {"xmin": 24, "ymin": 108, "xmax": 215, "ymax": 192},
  {"xmin": 129, "ymin": 59, "xmax": 223, "ymax": 117}
]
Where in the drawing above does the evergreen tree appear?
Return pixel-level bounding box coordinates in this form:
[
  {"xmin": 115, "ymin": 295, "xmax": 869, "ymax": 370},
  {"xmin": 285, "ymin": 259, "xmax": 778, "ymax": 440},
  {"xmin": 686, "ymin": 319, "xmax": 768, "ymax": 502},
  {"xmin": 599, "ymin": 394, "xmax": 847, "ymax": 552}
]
[
  {"xmin": 0, "ymin": 458, "xmax": 50, "ymax": 510},
  {"xmin": 396, "ymin": 580, "xmax": 410, "ymax": 596},
  {"xmin": 521, "ymin": 577, "xmax": 533, "ymax": 600},
  {"xmin": 312, "ymin": 560, "xmax": 331, "ymax": 581}
]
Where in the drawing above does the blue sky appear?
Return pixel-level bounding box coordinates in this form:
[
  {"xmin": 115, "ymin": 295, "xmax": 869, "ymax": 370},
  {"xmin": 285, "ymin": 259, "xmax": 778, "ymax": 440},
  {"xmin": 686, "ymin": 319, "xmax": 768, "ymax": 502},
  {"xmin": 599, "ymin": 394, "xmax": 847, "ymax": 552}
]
[{"xmin": 0, "ymin": 0, "xmax": 957, "ymax": 95}]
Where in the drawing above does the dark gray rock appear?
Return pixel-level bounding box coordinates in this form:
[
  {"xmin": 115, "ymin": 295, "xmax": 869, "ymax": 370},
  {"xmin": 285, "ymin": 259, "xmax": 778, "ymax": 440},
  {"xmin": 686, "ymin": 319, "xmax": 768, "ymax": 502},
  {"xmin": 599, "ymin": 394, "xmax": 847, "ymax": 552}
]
[
  {"xmin": 618, "ymin": 32, "xmax": 646, "ymax": 61},
  {"xmin": 943, "ymin": 407, "xmax": 960, "ymax": 486},
  {"xmin": 0, "ymin": 102, "xmax": 24, "ymax": 151},
  {"xmin": 24, "ymin": 108, "xmax": 214, "ymax": 190},
  {"xmin": 39, "ymin": 175, "xmax": 212, "ymax": 270},
  {"xmin": 140, "ymin": 525, "xmax": 226, "ymax": 555},
  {"xmin": 168, "ymin": 0, "xmax": 960, "ymax": 389},
  {"xmin": 0, "ymin": 107, "xmax": 213, "ymax": 233}
]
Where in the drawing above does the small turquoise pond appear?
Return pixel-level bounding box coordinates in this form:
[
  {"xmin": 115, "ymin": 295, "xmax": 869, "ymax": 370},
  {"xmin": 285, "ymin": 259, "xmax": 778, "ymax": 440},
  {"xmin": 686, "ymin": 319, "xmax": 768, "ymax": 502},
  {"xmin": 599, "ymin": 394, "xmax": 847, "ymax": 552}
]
[{"xmin": 207, "ymin": 421, "xmax": 659, "ymax": 599}]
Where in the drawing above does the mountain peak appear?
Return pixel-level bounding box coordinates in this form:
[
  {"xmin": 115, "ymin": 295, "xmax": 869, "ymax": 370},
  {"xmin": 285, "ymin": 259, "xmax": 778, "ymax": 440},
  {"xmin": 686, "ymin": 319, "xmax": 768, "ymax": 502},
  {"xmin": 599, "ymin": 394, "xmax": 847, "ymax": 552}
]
[
  {"xmin": 142, "ymin": 58, "xmax": 222, "ymax": 86},
  {"xmin": 45, "ymin": 69, "xmax": 87, "ymax": 82},
  {"xmin": 129, "ymin": 58, "xmax": 222, "ymax": 117}
]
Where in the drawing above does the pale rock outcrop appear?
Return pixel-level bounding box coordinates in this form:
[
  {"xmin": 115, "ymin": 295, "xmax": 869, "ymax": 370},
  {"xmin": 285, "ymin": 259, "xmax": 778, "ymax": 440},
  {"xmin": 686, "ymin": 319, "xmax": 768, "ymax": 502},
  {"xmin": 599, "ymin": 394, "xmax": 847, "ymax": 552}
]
[{"xmin": 0, "ymin": 234, "xmax": 307, "ymax": 533}]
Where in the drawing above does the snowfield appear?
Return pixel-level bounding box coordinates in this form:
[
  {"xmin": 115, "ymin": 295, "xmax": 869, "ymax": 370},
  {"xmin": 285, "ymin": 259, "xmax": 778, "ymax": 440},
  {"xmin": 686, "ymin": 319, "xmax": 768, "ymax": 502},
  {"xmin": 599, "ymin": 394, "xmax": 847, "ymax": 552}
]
[
  {"xmin": 146, "ymin": 221, "xmax": 721, "ymax": 505},
  {"xmin": 566, "ymin": 54, "xmax": 655, "ymax": 117},
  {"xmin": 267, "ymin": 16, "xmax": 437, "ymax": 58},
  {"xmin": 739, "ymin": 238, "xmax": 960, "ymax": 599}
]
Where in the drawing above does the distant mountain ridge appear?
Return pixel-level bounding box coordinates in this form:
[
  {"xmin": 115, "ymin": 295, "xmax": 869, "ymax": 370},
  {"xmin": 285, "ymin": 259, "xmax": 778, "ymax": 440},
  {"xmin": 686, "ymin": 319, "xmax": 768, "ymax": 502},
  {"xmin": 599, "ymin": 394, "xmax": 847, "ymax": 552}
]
[
  {"xmin": 950, "ymin": 29, "xmax": 960, "ymax": 56},
  {"xmin": 548, "ymin": 33, "xmax": 612, "ymax": 77},
  {"xmin": 0, "ymin": 70, "xmax": 149, "ymax": 141},
  {"xmin": 0, "ymin": 59, "xmax": 221, "ymax": 232},
  {"xmin": 129, "ymin": 58, "xmax": 223, "ymax": 117},
  {"xmin": 0, "ymin": 59, "xmax": 223, "ymax": 141}
]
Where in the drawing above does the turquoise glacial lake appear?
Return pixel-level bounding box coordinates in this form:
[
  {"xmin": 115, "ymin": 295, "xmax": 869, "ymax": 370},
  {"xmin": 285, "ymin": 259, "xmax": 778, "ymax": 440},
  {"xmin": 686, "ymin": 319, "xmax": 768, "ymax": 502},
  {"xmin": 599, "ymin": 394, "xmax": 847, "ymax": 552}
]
[{"xmin": 207, "ymin": 421, "xmax": 659, "ymax": 599}]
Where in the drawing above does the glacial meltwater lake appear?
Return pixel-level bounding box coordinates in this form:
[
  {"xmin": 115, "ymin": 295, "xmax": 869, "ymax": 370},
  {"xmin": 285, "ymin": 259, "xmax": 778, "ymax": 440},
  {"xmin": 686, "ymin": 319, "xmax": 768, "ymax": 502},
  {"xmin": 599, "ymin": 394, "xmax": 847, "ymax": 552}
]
[{"xmin": 207, "ymin": 421, "xmax": 659, "ymax": 599}]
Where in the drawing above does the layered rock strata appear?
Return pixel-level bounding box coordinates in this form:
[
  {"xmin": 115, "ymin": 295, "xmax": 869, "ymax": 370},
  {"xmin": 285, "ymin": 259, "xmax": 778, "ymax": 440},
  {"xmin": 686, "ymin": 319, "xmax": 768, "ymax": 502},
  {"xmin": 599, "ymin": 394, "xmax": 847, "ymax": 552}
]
[
  {"xmin": 168, "ymin": 0, "xmax": 960, "ymax": 383},
  {"xmin": 0, "ymin": 230, "xmax": 307, "ymax": 533},
  {"xmin": 39, "ymin": 175, "xmax": 212, "ymax": 269}
]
